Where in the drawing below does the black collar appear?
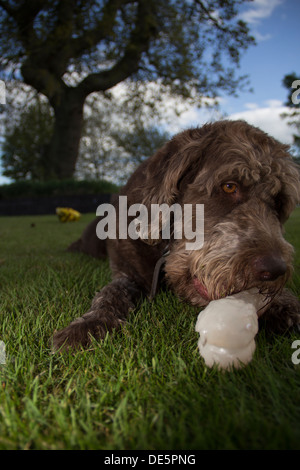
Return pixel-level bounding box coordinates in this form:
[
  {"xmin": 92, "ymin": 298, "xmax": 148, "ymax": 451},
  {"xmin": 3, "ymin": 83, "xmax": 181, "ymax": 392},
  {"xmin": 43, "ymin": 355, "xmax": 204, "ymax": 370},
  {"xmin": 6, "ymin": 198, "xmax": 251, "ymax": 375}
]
[{"xmin": 149, "ymin": 245, "xmax": 170, "ymax": 300}]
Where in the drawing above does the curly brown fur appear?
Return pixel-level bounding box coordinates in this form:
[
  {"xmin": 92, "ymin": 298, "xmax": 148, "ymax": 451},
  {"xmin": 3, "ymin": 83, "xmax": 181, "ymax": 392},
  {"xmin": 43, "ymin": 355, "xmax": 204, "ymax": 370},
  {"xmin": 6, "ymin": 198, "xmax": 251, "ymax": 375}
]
[{"xmin": 52, "ymin": 120, "xmax": 300, "ymax": 351}]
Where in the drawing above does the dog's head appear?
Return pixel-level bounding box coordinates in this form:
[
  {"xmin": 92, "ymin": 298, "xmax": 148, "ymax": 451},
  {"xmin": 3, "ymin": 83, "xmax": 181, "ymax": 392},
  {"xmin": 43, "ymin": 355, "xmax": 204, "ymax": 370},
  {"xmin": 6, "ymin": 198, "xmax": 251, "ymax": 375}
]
[{"xmin": 137, "ymin": 120, "xmax": 300, "ymax": 307}]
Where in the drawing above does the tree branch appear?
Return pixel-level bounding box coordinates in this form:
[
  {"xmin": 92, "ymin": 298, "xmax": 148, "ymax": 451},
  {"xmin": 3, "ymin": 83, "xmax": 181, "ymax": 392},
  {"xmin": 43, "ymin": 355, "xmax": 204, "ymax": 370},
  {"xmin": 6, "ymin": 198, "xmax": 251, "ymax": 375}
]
[
  {"xmin": 0, "ymin": 0, "xmax": 45, "ymax": 50},
  {"xmin": 70, "ymin": 0, "xmax": 125, "ymax": 59},
  {"xmin": 20, "ymin": 58, "xmax": 67, "ymax": 107},
  {"xmin": 77, "ymin": 0, "xmax": 158, "ymax": 96},
  {"xmin": 0, "ymin": 0, "xmax": 16, "ymax": 17},
  {"xmin": 23, "ymin": 0, "xmax": 134, "ymax": 79},
  {"xmin": 194, "ymin": 0, "xmax": 230, "ymax": 34}
]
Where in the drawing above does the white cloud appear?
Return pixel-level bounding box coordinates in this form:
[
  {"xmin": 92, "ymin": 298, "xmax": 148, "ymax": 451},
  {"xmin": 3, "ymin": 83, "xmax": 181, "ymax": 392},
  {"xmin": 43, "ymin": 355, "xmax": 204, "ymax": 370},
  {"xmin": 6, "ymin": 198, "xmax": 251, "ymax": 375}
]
[
  {"xmin": 264, "ymin": 99, "xmax": 283, "ymax": 108},
  {"xmin": 227, "ymin": 102, "xmax": 294, "ymax": 144},
  {"xmin": 239, "ymin": 0, "xmax": 284, "ymax": 25},
  {"xmin": 253, "ymin": 31, "xmax": 272, "ymax": 41},
  {"xmin": 239, "ymin": 0, "xmax": 284, "ymax": 42},
  {"xmin": 245, "ymin": 102, "xmax": 259, "ymax": 110},
  {"xmin": 160, "ymin": 104, "xmax": 224, "ymax": 135},
  {"xmin": 160, "ymin": 98, "xmax": 295, "ymax": 147},
  {"xmin": 110, "ymin": 81, "xmax": 223, "ymax": 135}
]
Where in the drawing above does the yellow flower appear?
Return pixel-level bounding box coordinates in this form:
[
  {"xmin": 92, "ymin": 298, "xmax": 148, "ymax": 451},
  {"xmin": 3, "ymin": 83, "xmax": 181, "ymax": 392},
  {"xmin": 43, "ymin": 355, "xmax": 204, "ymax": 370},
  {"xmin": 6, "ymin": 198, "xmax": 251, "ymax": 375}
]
[{"xmin": 56, "ymin": 207, "xmax": 81, "ymax": 222}]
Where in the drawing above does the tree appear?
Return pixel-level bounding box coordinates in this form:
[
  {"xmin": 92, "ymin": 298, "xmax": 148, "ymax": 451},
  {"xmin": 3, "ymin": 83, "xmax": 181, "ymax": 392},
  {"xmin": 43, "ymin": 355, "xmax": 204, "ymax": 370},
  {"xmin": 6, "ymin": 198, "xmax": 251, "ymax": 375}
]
[
  {"xmin": 2, "ymin": 97, "xmax": 54, "ymax": 180},
  {"xmin": 76, "ymin": 93, "xmax": 170, "ymax": 183},
  {"xmin": 281, "ymin": 72, "xmax": 300, "ymax": 161},
  {"xmin": 0, "ymin": 0, "xmax": 255, "ymax": 180},
  {"xmin": 1, "ymin": 83, "xmax": 169, "ymax": 182}
]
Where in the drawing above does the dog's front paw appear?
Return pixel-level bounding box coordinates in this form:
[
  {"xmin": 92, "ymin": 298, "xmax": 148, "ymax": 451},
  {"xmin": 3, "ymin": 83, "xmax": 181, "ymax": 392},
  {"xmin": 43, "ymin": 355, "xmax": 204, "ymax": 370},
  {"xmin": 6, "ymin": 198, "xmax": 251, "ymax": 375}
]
[
  {"xmin": 52, "ymin": 318, "xmax": 95, "ymax": 352},
  {"xmin": 52, "ymin": 311, "xmax": 124, "ymax": 352}
]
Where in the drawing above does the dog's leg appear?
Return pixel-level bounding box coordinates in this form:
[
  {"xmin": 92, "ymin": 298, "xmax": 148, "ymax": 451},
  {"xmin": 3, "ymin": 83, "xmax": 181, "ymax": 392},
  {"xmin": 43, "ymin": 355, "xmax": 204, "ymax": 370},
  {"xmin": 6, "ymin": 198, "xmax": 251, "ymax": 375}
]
[
  {"xmin": 258, "ymin": 288, "xmax": 300, "ymax": 333},
  {"xmin": 52, "ymin": 277, "xmax": 143, "ymax": 351}
]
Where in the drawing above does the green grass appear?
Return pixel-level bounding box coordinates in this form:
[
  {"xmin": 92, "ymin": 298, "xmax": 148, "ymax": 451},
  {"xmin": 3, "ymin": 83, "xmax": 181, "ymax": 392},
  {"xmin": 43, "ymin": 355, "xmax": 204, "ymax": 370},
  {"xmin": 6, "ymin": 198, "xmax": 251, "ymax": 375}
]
[{"xmin": 0, "ymin": 210, "xmax": 299, "ymax": 450}]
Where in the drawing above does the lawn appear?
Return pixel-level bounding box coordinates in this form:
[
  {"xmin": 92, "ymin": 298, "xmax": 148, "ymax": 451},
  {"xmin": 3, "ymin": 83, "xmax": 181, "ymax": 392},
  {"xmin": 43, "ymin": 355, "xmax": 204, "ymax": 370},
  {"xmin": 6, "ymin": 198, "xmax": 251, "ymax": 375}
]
[{"xmin": 0, "ymin": 210, "xmax": 299, "ymax": 450}]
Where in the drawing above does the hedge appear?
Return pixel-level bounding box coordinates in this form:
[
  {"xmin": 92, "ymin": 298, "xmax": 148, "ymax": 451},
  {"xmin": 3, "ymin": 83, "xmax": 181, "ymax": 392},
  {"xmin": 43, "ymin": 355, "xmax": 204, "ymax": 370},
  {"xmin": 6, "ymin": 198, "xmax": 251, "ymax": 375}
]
[{"xmin": 0, "ymin": 179, "xmax": 119, "ymax": 200}]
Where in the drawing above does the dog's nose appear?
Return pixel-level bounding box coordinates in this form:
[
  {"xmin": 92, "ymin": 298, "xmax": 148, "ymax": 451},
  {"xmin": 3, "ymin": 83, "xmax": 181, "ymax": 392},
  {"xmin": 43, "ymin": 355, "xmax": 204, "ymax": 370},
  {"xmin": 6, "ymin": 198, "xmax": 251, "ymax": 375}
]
[{"xmin": 252, "ymin": 255, "xmax": 287, "ymax": 281}]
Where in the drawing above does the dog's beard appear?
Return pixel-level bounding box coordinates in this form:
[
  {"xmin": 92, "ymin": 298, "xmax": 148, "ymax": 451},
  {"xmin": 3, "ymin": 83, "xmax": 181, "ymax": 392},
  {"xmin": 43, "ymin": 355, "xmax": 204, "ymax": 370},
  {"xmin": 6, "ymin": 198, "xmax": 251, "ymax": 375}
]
[{"xmin": 164, "ymin": 238, "xmax": 293, "ymax": 308}]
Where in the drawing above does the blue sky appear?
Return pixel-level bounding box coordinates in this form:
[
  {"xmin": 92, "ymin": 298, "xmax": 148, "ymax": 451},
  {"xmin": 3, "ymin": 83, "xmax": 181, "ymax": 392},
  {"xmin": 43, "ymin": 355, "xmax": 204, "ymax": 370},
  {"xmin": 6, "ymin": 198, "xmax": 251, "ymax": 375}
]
[
  {"xmin": 0, "ymin": 0, "xmax": 299, "ymax": 184},
  {"xmin": 227, "ymin": 0, "xmax": 299, "ymax": 113},
  {"xmin": 170, "ymin": 0, "xmax": 300, "ymax": 143}
]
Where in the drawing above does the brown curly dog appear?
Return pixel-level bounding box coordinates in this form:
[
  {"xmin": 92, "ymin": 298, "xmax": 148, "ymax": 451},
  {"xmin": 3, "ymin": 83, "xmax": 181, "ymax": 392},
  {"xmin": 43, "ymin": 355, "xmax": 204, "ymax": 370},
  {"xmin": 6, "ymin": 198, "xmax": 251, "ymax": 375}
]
[{"xmin": 52, "ymin": 120, "xmax": 300, "ymax": 351}]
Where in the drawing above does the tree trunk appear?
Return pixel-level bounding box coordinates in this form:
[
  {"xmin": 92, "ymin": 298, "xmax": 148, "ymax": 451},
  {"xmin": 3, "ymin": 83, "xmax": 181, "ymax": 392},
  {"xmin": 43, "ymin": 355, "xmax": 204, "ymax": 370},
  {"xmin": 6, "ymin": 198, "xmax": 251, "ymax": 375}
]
[{"xmin": 45, "ymin": 89, "xmax": 85, "ymax": 180}]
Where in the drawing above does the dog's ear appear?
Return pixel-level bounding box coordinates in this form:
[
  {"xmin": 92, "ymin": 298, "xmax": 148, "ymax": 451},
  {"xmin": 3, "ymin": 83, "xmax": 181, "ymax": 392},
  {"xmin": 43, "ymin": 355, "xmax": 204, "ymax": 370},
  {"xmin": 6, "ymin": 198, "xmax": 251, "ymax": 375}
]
[
  {"xmin": 136, "ymin": 128, "xmax": 206, "ymax": 244},
  {"xmin": 141, "ymin": 128, "xmax": 206, "ymax": 207}
]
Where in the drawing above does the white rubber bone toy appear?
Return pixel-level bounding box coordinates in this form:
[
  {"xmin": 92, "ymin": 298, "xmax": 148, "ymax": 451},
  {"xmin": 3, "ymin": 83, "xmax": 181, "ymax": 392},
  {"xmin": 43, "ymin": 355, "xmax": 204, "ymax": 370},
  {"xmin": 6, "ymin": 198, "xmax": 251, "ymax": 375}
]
[{"xmin": 195, "ymin": 289, "xmax": 266, "ymax": 370}]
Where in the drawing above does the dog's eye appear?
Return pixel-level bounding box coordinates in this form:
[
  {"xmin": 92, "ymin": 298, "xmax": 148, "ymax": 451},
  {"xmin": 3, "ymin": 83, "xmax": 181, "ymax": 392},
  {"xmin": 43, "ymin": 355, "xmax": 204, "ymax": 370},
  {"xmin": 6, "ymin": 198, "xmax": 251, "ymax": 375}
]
[{"xmin": 221, "ymin": 183, "xmax": 238, "ymax": 194}]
